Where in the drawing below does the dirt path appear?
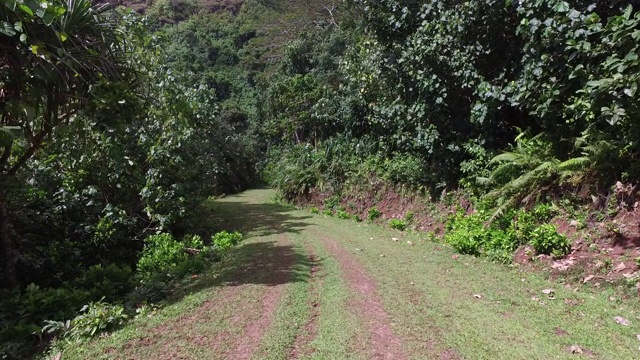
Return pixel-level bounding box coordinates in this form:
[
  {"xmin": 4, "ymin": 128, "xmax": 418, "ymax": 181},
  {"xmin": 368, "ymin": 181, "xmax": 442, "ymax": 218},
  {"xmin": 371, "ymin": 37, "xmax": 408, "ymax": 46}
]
[
  {"xmin": 67, "ymin": 189, "xmax": 640, "ymax": 360},
  {"xmin": 311, "ymin": 229, "xmax": 408, "ymax": 360}
]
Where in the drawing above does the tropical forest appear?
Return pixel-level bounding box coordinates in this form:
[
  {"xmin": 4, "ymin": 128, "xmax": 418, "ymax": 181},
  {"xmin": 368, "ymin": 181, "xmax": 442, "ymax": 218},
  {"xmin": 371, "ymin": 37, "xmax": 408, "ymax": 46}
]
[{"xmin": 2, "ymin": 0, "xmax": 640, "ymax": 358}]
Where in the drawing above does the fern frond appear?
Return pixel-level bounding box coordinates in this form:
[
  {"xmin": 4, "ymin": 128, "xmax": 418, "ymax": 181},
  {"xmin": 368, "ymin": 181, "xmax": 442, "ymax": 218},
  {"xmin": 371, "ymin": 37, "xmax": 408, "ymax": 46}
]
[{"xmin": 558, "ymin": 156, "xmax": 590, "ymax": 171}]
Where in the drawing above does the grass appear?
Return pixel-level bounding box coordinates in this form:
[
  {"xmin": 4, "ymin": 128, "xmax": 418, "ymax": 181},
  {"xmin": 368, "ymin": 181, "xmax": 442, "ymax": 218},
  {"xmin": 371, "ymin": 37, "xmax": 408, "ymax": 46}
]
[{"xmin": 55, "ymin": 188, "xmax": 640, "ymax": 359}]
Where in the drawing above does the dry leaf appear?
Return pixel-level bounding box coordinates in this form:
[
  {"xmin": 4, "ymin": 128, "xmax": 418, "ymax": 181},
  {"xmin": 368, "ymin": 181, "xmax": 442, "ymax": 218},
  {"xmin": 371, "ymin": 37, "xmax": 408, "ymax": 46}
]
[
  {"xmin": 569, "ymin": 345, "xmax": 583, "ymax": 354},
  {"xmin": 407, "ymin": 241, "xmax": 414, "ymax": 246},
  {"xmin": 392, "ymin": 237, "xmax": 399, "ymax": 242},
  {"xmin": 473, "ymin": 294, "xmax": 482, "ymax": 299},
  {"xmin": 542, "ymin": 289, "xmax": 555, "ymax": 295},
  {"xmin": 614, "ymin": 316, "xmax": 631, "ymax": 326},
  {"xmin": 583, "ymin": 275, "xmax": 595, "ymax": 283},
  {"xmin": 615, "ymin": 263, "xmax": 628, "ymax": 272}
]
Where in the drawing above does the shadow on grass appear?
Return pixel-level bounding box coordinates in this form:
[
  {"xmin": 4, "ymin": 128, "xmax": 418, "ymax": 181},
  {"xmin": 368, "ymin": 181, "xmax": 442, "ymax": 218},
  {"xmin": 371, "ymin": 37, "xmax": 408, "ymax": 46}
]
[
  {"xmin": 207, "ymin": 198, "xmax": 313, "ymax": 237},
  {"xmin": 168, "ymin": 240, "xmax": 322, "ymax": 304}
]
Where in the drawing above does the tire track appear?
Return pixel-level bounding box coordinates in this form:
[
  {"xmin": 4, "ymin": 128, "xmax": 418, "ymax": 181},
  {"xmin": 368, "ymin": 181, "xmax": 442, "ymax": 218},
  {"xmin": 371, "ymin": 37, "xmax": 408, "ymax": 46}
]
[
  {"xmin": 309, "ymin": 228, "xmax": 408, "ymax": 360},
  {"xmin": 288, "ymin": 245, "xmax": 322, "ymax": 359}
]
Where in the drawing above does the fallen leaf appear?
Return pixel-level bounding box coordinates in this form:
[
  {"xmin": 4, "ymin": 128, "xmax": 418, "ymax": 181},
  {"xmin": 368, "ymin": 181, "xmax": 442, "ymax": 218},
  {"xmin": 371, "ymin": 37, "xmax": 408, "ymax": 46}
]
[
  {"xmin": 636, "ymin": 334, "xmax": 640, "ymax": 341},
  {"xmin": 569, "ymin": 345, "xmax": 583, "ymax": 354},
  {"xmin": 531, "ymin": 296, "xmax": 540, "ymax": 302},
  {"xmin": 452, "ymin": 255, "xmax": 459, "ymax": 260},
  {"xmin": 369, "ymin": 237, "xmax": 374, "ymax": 240},
  {"xmin": 392, "ymin": 237, "xmax": 399, "ymax": 242},
  {"xmin": 379, "ymin": 254, "xmax": 385, "ymax": 257},
  {"xmin": 615, "ymin": 262, "xmax": 628, "ymax": 272},
  {"xmin": 542, "ymin": 289, "xmax": 555, "ymax": 295},
  {"xmin": 407, "ymin": 241, "xmax": 414, "ymax": 246},
  {"xmin": 583, "ymin": 275, "xmax": 595, "ymax": 283},
  {"xmin": 355, "ymin": 248, "xmax": 363, "ymax": 251},
  {"xmin": 614, "ymin": 316, "xmax": 631, "ymax": 326},
  {"xmin": 473, "ymin": 294, "xmax": 482, "ymax": 299}
]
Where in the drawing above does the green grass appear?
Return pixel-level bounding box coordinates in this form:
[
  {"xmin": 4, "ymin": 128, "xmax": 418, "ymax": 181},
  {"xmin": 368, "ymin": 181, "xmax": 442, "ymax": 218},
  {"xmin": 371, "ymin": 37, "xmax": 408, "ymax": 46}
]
[{"xmin": 55, "ymin": 188, "xmax": 640, "ymax": 359}]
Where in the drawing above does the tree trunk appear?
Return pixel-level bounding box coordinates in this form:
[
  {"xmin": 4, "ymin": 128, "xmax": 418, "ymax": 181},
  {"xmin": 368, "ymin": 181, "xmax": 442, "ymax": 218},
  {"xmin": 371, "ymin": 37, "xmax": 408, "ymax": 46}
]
[{"xmin": 0, "ymin": 189, "xmax": 17, "ymax": 289}]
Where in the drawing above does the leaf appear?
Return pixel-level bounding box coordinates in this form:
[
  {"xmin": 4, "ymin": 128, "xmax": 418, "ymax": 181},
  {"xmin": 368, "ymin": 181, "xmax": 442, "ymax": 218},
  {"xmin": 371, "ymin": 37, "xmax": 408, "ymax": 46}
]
[
  {"xmin": 1, "ymin": 21, "xmax": 16, "ymax": 36},
  {"xmin": 614, "ymin": 316, "xmax": 630, "ymax": 326},
  {"xmin": 554, "ymin": 2, "xmax": 570, "ymax": 13},
  {"xmin": 18, "ymin": 4, "xmax": 34, "ymax": 16},
  {"xmin": 623, "ymin": 83, "xmax": 637, "ymax": 97}
]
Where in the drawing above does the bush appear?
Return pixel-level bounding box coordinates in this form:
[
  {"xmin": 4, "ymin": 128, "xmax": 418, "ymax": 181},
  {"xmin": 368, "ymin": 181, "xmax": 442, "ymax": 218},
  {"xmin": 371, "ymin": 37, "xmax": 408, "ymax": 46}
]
[
  {"xmin": 43, "ymin": 300, "xmax": 128, "ymax": 340},
  {"xmin": 136, "ymin": 233, "xmax": 210, "ymax": 282},
  {"xmin": 336, "ymin": 209, "xmax": 351, "ymax": 219},
  {"xmin": 529, "ymin": 224, "xmax": 571, "ymax": 258},
  {"xmin": 368, "ymin": 207, "xmax": 382, "ymax": 222},
  {"xmin": 444, "ymin": 212, "xmax": 518, "ymax": 262},
  {"xmin": 212, "ymin": 231, "xmax": 243, "ymax": 252},
  {"xmin": 444, "ymin": 213, "xmax": 487, "ymax": 256},
  {"xmin": 388, "ymin": 219, "xmax": 407, "ymax": 231}
]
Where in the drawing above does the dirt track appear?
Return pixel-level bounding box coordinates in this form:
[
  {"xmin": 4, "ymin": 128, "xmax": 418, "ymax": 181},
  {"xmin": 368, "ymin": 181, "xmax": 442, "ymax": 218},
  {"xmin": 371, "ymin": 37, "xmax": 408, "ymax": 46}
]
[{"xmin": 71, "ymin": 189, "xmax": 640, "ymax": 360}]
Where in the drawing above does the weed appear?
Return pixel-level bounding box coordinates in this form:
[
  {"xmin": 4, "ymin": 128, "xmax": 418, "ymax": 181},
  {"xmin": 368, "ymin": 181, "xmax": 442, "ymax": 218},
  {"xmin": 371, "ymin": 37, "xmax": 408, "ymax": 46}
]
[
  {"xmin": 388, "ymin": 219, "xmax": 407, "ymax": 231},
  {"xmin": 322, "ymin": 209, "xmax": 333, "ymax": 216},
  {"xmin": 529, "ymin": 224, "xmax": 570, "ymax": 258},
  {"xmin": 368, "ymin": 207, "xmax": 382, "ymax": 222},
  {"xmin": 404, "ymin": 211, "xmax": 415, "ymax": 222},
  {"xmin": 212, "ymin": 231, "xmax": 243, "ymax": 252},
  {"xmin": 336, "ymin": 209, "xmax": 352, "ymax": 219},
  {"xmin": 310, "ymin": 207, "xmax": 320, "ymax": 214}
]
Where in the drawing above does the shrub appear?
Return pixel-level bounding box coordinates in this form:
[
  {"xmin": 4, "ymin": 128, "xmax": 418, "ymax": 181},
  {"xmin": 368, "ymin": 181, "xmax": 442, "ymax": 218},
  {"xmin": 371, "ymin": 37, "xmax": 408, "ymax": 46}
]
[
  {"xmin": 212, "ymin": 231, "xmax": 243, "ymax": 252},
  {"xmin": 336, "ymin": 209, "xmax": 351, "ymax": 219},
  {"xmin": 444, "ymin": 213, "xmax": 487, "ymax": 256},
  {"xmin": 310, "ymin": 207, "xmax": 320, "ymax": 214},
  {"xmin": 43, "ymin": 299, "xmax": 128, "ymax": 340},
  {"xmin": 322, "ymin": 209, "xmax": 333, "ymax": 216},
  {"xmin": 444, "ymin": 212, "xmax": 518, "ymax": 262},
  {"xmin": 388, "ymin": 218, "xmax": 407, "ymax": 231},
  {"xmin": 136, "ymin": 233, "xmax": 210, "ymax": 282},
  {"xmin": 529, "ymin": 224, "xmax": 571, "ymax": 258},
  {"xmin": 368, "ymin": 207, "xmax": 382, "ymax": 222}
]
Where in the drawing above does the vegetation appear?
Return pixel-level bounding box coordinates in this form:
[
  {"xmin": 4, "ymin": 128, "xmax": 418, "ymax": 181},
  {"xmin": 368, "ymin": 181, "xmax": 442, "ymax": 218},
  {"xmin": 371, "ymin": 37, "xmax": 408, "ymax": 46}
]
[{"xmin": 3, "ymin": 0, "xmax": 640, "ymax": 357}]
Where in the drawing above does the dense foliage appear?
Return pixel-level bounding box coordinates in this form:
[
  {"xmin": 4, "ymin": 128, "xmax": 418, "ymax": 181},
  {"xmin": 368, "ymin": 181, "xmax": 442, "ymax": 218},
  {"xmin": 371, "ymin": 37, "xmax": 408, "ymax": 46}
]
[
  {"xmin": 263, "ymin": 0, "xmax": 640, "ymax": 206},
  {"xmin": 3, "ymin": 0, "xmax": 640, "ymax": 357}
]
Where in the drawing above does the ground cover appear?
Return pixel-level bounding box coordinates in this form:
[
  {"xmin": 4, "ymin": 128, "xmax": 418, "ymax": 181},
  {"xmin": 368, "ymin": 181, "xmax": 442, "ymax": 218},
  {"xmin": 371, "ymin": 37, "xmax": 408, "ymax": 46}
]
[{"xmin": 60, "ymin": 189, "xmax": 640, "ymax": 359}]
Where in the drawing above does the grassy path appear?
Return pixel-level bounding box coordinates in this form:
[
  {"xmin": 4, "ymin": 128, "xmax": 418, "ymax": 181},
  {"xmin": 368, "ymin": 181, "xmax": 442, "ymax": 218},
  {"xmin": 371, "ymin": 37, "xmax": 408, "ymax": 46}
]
[{"xmin": 64, "ymin": 189, "xmax": 640, "ymax": 359}]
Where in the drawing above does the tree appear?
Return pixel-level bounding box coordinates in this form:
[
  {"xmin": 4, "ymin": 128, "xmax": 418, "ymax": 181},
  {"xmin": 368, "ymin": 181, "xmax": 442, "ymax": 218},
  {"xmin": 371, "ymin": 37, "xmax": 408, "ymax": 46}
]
[{"xmin": 0, "ymin": 0, "xmax": 133, "ymax": 288}]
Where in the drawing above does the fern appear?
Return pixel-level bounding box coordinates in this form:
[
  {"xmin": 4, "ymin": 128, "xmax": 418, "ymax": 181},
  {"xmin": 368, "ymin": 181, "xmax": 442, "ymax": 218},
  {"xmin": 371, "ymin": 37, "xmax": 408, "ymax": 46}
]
[{"xmin": 482, "ymin": 132, "xmax": 595, "ymax": 221}]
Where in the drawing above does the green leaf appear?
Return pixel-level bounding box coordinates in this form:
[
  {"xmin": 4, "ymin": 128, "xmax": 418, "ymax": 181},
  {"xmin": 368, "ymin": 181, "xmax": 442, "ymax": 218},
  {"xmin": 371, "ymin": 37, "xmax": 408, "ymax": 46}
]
[
  {"xmin": 17, "ymin": 4, "xmax": 34, "ymax": 16},
  {"xmin": 1, "ymin": 21, "xmax": 17, "ymax": 36},
  {"xmin": 553, "ymin": 2, "xmax": 570, "ymax": 13}
]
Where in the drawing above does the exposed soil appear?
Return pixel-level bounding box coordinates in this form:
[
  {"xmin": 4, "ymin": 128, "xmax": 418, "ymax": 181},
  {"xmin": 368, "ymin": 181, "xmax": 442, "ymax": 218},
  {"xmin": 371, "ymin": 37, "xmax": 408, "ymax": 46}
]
[{"xmin": 310, "ymin": 228, "xmax": 408, "ymax": 360}]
